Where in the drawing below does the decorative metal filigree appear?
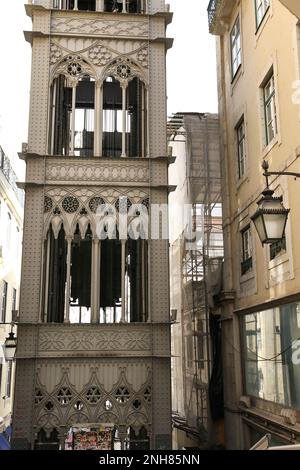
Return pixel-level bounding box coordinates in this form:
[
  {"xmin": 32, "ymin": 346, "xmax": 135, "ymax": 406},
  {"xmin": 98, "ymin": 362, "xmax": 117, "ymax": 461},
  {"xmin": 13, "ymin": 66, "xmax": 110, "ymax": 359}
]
[
  {"xmin": 137, "ymin": 47, "xmax": 149, "ymax": 68},
  {"xmin": 104, "ymin": 399, "xmax": 113, "ymax": 411},
  {"xmin": 67, "ymin": 61, "xmax": 83, "ymax": 77},
  {"xmin": 103, "ymin": 57, "xmax": 147, "ymax": 85},
  {"xmin": 62, "ymin": 196, "xmax": 80, "ymax": 213},
  {"xmin": 141, "ymin": 198, "xmax": 150, "ymax": 210},
  {"xmin": 57, "ymin": 388, "xmax": 73, "ymax": 406},
  {"xmin": 143, "ymin": 387, "xmax": 151, "ymax": 403},
  {"xmin": 45, "ymin": 401, "xmax": 54, "ymax": 411},
  {"xmin": 132, "ymin": 399, "xmax": 142, "ymax": 410},
  {"xmin": 117, "ymin": 63, "xmax": 131, "ymax": 79},
  {"xmin": 80, "ymin": 207, "xmax": 88, "ymax": 216},
  {"xmin": 85, "ymin": 387, "xmax": 102, "ymax": 404},
  {"xmin": 34, "ymin": 367, "xmax": 152, "ymax": 436},
  {"xmin": 44, "ymin": 196, "xmax": 53, "ymax": 213},
  {"xmin": 35, "ymin": 389, "xmax": 44, "ymax": 405},
  {"xmin": 115, "ymin": 197, "xmax": 132, "ymax": 212},
  {"xmin": 53, "ymin": 206, "xmax": 61, "ymax": 215},
  {"xmin": 89, "ymin": 197, "xmax": 105, "ymax": 213},
  {"xmin": 74, "ymin": 401, "xmax": 84, "ymax": 411},
  {"xmin": 54, "ymin": 55, "xmax": 96, "ymax": 82},
  {"xmin": 50, "ymin": 43, "xmax": 63, "ymax": 65},
  {"xmin": 88, "ymin": 44, "xmax": 112, "ymax": 66},
  {"xmin": 115, "ymin": 387, "xmax": 131, "ymax": 404}
]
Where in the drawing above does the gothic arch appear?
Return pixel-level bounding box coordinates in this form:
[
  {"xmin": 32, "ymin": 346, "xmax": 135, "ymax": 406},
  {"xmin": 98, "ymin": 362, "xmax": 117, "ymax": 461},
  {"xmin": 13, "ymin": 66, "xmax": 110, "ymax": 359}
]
[
  {"xmin": 51, "ymin": 53, "xmax": 97, "ymax": 83},
  {"xmin": 101, "ymin": 56, "xmax": 148, "ymax": 87}
]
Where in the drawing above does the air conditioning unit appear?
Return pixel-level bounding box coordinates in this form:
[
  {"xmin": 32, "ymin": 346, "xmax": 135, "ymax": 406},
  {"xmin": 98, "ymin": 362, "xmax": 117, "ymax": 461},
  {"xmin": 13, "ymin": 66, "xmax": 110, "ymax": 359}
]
[{"xmin": 12, "ymin": 310, "xmax": 19, "ymax": 323}]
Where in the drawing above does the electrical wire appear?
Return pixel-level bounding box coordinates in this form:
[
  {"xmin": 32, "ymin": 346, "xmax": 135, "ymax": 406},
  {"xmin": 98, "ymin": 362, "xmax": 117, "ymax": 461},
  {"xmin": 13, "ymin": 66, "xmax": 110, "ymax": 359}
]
[{"xmin": 224, "ymin": 334, "xmax": 300, "ymax": 362}]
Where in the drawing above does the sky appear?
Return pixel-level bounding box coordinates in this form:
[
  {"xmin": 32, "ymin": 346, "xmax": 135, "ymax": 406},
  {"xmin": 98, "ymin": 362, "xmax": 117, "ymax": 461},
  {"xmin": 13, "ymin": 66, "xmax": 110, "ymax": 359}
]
[{"xmin": 0, "ymin": 0, "xmax": 217, "ymax": 177}]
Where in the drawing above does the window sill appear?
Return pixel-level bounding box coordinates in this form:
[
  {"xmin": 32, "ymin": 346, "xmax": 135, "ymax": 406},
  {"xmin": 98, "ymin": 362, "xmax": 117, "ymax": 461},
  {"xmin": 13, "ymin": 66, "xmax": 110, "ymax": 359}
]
[
  {"xmin": 240, "ymin": 270, "xmax": 254, "ymax": 283},
  {"xmin": 236, "ymin": 173, "xmax": 249, "ymax": 191},
  {"xmin": 269, "ymin": 251, "xmax": 288, "ymax": 270},
  {"xmin": 261, "ymin": 136, "xmax": 278, "ymax": 159}
]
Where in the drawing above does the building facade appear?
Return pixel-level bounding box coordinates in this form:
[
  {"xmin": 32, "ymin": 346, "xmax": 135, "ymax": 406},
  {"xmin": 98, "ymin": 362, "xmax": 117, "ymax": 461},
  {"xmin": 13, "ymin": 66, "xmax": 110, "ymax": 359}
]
[
  {"xmin": 0, "ymin": 146, "xmax": 23, "ymax": 449},
  {"xmin": 168, "ymin": 113, "xmax": 224, "ymax": 449},
  {"xmin": 208, "ymin": 0, "xmax": 300, "ymax": 449},
  {"xmin": 12, "ymin": 0, "xmax": 173, "ymax": 450}
]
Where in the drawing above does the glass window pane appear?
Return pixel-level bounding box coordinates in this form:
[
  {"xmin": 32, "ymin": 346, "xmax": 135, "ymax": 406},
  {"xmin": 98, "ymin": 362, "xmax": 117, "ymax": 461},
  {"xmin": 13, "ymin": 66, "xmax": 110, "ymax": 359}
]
[
  {"xmin": 243, "ymin": 302, "xmax": 300, "ymax": 409},
  {"xmin": 231, "ymin": 16, "xmax": 242, "ymax": 77}
]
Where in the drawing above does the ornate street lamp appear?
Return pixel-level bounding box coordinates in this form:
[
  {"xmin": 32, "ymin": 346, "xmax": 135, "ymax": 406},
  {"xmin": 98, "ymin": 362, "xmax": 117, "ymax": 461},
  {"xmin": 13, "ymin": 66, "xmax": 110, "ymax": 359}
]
[
  {"xmin": 3, "ymin": 328, "xmax": 17, "ymax": 361},
  {"xmin": 251, "ymin": 161, "xmax": 293, "ymax": 245}
]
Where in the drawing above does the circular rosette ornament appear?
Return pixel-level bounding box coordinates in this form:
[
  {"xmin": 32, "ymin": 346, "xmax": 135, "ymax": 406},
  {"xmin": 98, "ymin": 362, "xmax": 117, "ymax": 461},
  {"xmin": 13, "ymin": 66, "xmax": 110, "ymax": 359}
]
[{"xmin": 117, "ymin": 63, "xmax": 131, "ymax": 80}]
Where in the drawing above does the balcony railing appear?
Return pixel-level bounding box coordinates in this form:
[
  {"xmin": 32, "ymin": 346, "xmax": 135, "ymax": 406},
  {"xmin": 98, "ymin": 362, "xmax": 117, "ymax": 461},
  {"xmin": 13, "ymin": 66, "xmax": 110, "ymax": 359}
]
[
  {"xmin": 0, "ymin": 146, "xmax": 24, "ymax": 207},
  {"xmin": 52, "ymin": 0, "xmax": 146, "ymax": 13},
  {"xmin": 207, "ymin": 0, "xmax": 218, "ymax": 30},
  {"xmin": 241, "ymin": 257, "xmax": 253, "ymax": 276},
  {"xmin": 208, "ymin": 0, "xmax": 237, "ymax": 34}
]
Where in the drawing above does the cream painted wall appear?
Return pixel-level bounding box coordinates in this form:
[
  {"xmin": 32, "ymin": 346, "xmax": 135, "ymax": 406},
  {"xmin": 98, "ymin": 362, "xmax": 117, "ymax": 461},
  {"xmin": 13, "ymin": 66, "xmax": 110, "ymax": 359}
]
[
  {"xmin": 0, "ymin": 169, "xmax": 23, "ymax": 433},
  {"xmin": 218, "ymin": 0, "xmax": 300, "ymax": 311}
]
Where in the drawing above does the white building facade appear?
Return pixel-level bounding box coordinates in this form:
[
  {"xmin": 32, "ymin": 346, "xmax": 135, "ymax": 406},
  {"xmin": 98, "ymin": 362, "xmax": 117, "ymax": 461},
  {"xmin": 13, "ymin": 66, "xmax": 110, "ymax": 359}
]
[{"xmin": 0, "ymin": 145, "xmax": 23, "ymax": 448}]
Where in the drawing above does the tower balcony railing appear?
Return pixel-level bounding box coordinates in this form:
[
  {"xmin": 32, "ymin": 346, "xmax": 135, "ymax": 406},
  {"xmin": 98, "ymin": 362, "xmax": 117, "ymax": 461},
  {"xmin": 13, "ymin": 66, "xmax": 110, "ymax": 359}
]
[
  {"xmin": 52, "ymin": 0, "xmax": 147, "ymax": 14},
  {"xmin": 207, "ymin": 0, "xmax": 236, "ymax": 34},
  {"xmin": 0, "ymin": 146, "xmax": 24, "ymax": 207}
]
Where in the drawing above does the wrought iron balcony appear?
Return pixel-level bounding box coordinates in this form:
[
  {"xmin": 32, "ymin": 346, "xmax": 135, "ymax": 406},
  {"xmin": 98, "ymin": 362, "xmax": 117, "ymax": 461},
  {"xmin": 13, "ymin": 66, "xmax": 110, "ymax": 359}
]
[
  {"xmin": 241, "ymin": 257, "xmax": 253, "ymax": 276},
  {"xmin": 207, "ymin": 0, "xmax": 236, "ymax": 34},
  {"xmin": 207, "ymin": 0, "xmax": 218, "ymax": 31},
  {"xmin": 0, "ymin": 146, "xmax": 24, "ymax": 207}
]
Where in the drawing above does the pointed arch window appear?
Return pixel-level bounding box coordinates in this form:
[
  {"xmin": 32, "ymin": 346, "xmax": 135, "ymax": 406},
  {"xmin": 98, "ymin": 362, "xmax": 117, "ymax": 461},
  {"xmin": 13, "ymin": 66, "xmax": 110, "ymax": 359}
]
[{"xmin": 42, "ymin": 201, "xmax": 148, "ymax": 324}]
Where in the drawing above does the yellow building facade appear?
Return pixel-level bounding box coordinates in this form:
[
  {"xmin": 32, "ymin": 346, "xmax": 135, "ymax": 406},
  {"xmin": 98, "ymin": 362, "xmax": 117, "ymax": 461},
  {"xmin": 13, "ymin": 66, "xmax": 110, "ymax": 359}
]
[{"xmin": 208, "ymin": 0, "xmax": 300, "ymax": 449}]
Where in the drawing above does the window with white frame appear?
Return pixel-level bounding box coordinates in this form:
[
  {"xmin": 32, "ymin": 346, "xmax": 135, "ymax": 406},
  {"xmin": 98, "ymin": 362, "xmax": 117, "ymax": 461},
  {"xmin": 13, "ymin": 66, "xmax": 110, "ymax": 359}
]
[
  {"xmin": 255, "ymin": 0, "xmax": 270, "ymax": 28},
  {"xmin": 241, "ymin": 226, "xmax": 253, "ymax": 275},
  {"xmin": 236, "ymin": 117, "xmax": 246, "ymax": 179},
  {"xmin": 230, "ymin": 16, "xmax": 242, "ymax": 78},
  {"xmin": 263, "ymin": 72, "xmax": 277, "ymax": 145}
]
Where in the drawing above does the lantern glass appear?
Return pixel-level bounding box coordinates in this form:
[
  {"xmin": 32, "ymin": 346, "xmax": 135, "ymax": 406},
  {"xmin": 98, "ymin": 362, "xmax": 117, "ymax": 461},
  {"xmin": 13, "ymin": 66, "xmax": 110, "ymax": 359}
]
[
  {"xmin": 263, "ymin": 212, "xmax": 287, "ymax": 241},
  {"xmin": 252, "ymin": 212, "xmax": 267, "ymax": 243},
  {"xmin": 3, "ymin": 332, "xmax": 17, "ymax": 361}
]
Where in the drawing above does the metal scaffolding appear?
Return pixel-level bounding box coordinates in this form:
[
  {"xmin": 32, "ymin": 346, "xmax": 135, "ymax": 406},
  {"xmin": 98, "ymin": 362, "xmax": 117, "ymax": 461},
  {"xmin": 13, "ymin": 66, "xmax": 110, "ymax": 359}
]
[{"xmin": 168, "ymin": 113, "xmax": 223, "ymax": 448}]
